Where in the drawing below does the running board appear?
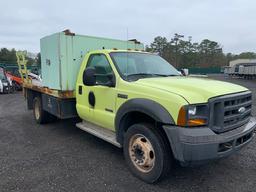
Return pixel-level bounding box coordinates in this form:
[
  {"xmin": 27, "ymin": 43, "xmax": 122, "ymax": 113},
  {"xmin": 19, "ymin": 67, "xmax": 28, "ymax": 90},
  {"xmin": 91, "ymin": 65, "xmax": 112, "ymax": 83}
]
[{"xmin": 76, "ymin": 121, "xmax": 121, "ymax": 148}]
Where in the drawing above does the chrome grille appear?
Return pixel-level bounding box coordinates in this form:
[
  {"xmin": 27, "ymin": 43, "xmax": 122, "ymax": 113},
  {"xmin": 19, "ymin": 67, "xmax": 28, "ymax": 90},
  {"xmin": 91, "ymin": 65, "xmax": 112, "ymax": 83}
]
[{"xmin": 209, "ymin": 91, "xmax": 252, "ymax": 133}]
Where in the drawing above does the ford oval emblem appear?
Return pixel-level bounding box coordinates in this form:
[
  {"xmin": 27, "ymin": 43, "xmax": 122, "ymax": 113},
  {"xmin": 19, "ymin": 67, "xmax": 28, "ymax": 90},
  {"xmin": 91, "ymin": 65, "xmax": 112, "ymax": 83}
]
[{"xmin": 238, "ymin": 107, "xmax": 246, "ymax": 114}]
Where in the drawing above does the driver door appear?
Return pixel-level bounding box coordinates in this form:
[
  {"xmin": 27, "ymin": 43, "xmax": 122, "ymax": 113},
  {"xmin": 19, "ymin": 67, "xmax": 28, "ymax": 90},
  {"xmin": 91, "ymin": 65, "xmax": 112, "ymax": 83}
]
[{"xmin": 83, "ymin": 53, "xmax": 117, "ymax": 130}]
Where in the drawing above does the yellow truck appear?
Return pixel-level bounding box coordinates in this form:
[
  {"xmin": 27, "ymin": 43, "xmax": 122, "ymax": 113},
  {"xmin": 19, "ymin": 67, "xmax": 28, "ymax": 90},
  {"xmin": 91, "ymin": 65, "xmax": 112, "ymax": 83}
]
[{"xmin": 20, "ymin": 30, "xmax": 256, "ymax": 183}]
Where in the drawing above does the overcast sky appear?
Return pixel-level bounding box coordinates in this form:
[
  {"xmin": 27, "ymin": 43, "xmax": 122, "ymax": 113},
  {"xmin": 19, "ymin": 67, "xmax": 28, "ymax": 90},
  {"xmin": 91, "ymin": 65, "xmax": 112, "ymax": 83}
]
[{"xmin": 0, "ymin": 0, "xmax": 255, "ymax": 54}]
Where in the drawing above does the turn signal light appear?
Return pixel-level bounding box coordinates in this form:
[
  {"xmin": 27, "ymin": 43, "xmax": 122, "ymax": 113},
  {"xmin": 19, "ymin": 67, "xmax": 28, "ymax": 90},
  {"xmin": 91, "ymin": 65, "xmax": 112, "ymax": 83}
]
[
  {"xmin": 177, "ymin": 106, "xmax": 186, "ymax": 126},
  {"xmin": 188, "ymin": 119, "xmax": 206, "ymax": 126}
]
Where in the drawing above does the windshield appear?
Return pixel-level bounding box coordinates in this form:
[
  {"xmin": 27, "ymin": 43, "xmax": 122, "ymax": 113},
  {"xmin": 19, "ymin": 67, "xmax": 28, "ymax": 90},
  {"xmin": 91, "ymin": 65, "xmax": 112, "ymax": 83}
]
[{"xmin": 110, "ymin": 52, "xmax": 180, "ymax": 81}]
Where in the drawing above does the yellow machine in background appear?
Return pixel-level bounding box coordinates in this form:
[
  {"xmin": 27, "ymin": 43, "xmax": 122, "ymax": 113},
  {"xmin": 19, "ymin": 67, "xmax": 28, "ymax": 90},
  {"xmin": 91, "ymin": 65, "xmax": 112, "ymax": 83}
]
[{"xmin": 16, "ymin": 51, "xmax": 31, "ymax": 84}]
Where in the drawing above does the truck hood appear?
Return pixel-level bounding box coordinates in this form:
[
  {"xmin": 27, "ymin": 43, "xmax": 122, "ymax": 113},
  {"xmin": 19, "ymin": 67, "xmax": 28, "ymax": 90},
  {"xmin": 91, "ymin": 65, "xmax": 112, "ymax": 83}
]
[{"xmin": 135, "ymin": 76, "xmax": 248, "ymax": 103}]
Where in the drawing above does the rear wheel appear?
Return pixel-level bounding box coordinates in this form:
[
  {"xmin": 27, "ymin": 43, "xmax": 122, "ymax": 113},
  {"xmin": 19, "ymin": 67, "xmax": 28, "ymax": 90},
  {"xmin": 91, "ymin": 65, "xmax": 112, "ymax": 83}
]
[
  {"xmin": 33, "ymin": 97, "xmax": 49, "ymax": 124},
  {"xmin": 123, "ymin": 123, "xmax": 173, "ymax": 183}
]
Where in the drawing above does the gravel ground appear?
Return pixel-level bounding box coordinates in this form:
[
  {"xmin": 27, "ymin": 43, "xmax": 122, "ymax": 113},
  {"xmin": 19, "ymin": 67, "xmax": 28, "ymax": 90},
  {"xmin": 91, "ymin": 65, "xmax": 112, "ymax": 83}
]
[{"xmin": 0, "ymin": 75, "xmax": 255, "ymax": 192}]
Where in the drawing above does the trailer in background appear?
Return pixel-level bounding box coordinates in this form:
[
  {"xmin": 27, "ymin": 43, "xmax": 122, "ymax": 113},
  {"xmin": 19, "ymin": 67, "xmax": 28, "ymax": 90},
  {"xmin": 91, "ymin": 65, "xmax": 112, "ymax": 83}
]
[{"xmin": 224, "ymin": 59, "xmax": 256, "ymax": 79}]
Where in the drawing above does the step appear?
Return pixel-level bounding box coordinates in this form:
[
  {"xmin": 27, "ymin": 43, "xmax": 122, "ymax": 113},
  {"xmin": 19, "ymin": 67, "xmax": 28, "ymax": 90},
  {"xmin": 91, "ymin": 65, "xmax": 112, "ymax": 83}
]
[{"xmin": 76, "ymin": 121, "xmax": 121, "ymax": 148}]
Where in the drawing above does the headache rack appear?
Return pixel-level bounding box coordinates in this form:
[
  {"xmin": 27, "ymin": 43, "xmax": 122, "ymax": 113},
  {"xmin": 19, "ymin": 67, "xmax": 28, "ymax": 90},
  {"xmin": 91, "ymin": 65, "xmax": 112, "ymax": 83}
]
[{"xmin": 209, "ymin": 91, "xmax": 252, "ymax": 133}]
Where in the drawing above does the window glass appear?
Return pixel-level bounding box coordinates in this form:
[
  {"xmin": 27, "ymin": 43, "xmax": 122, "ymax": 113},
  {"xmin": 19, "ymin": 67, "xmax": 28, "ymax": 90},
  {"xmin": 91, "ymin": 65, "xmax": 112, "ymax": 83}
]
[
  {"xmin": 86, "ymin": 54, "xmax": 113, "ymax": 84},
  {"xmin": 110, "ymin": 52, "xmax": 180, "ymax": 81}
]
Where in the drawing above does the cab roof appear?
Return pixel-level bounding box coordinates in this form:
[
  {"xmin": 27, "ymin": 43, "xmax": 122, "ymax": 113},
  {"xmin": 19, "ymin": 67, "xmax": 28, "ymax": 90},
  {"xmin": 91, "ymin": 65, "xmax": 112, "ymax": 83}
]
[{"xmin": 87, "ymin": 49, "xmax": 152, "ymax": 55}]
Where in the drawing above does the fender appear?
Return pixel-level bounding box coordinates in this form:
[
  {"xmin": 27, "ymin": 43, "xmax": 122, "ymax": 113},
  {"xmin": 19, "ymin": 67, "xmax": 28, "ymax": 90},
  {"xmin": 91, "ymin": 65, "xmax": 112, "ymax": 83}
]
[{"xmin": 115, "ymin": 98, "xmax": 175, "ymax": 144}]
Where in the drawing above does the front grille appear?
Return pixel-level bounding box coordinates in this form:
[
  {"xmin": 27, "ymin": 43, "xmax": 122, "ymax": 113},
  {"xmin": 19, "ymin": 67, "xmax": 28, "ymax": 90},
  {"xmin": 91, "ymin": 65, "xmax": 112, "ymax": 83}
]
[{"xmin": 209, "ymin": 91, "xmax": 252, "ymax": 133}]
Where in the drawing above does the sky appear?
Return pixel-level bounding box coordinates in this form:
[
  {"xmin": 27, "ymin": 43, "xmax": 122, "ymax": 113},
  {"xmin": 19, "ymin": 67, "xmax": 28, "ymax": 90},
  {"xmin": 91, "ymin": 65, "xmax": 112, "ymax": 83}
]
[{"xmin": 0, "ymin": 0, "xmax": 255, "ymax": 54}]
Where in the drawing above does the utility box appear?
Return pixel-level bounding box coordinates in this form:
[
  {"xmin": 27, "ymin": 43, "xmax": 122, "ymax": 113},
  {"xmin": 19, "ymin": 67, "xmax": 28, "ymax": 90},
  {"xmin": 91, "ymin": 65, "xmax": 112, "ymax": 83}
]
[{"xmin": 40, "ymin": 30, "xmax": 144, "ymax": 91}]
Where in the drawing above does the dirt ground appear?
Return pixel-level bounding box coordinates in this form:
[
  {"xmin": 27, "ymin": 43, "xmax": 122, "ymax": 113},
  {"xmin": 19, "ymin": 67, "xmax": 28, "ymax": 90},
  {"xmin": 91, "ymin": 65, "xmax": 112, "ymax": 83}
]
[{"xmin": 0, "ymin": 74, "xmax": 255, "ymax": 192}]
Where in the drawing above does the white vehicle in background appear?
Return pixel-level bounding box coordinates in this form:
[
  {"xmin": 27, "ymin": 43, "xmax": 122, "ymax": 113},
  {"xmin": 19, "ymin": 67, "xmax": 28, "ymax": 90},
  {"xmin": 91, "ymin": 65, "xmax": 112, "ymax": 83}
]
[
  {"xmin": 0, "ymin": 67, "xmax": 13, "ymax": 93},
  {"xmin": 0, "ymin": 79, "xmax": 3, "ymax": 93}
]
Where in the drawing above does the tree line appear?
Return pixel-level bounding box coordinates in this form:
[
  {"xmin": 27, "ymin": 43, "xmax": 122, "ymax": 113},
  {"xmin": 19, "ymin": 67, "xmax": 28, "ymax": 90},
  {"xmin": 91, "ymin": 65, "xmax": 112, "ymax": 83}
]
[
  {"xmin": 146, "ymin": 33, "xmax": 256, "ymax": 69},
  {"xmin": 0, "ymin": 48, "xmax": 40, "ymax": 66},
  {"xmin": 1, "ymin": 34, "xmax": 256, "ymax": 69}
]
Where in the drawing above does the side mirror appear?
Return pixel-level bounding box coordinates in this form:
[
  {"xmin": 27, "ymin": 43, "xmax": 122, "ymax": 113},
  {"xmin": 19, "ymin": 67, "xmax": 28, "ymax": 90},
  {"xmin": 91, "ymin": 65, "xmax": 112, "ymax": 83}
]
[
  {"xmin": 83, "ymin": 67, "xmax": 96, "ymax": 86},
  {"xmin": 181, "ymin": 68, "xmax": 189, "ymax": 76}
]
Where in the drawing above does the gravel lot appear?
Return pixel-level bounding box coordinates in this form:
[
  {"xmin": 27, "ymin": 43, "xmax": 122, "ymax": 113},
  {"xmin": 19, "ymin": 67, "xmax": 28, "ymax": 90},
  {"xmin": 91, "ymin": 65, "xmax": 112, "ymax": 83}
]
[{"xmin": 0, "ymin": 75, "xmax": 256, "ymax": 192}]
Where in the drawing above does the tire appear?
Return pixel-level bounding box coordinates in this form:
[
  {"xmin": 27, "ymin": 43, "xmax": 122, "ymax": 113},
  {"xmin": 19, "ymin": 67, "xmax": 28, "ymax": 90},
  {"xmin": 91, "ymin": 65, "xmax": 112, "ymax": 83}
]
[
  {"xmin": 123, "ymin": 123, "xmax": 173, "ymax": 183},
  {"xmin": 33, "ymin": 97, "xmax": 49, "ymax": 124}
]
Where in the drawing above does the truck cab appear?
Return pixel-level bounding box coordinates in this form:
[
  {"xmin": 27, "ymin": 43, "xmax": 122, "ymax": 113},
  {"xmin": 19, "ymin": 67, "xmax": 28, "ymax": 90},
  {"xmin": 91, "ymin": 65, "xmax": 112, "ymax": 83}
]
[{"xmin": 75, "ymin": 49, "xmax": 255, "ymax": 183}]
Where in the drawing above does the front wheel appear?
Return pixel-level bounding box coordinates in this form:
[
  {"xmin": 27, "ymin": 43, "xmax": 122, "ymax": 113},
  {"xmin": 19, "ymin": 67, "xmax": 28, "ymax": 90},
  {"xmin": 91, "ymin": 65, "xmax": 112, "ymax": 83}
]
[{"xmin": 123, "ymin": 123, "xmax": 173, "ymax": 183}]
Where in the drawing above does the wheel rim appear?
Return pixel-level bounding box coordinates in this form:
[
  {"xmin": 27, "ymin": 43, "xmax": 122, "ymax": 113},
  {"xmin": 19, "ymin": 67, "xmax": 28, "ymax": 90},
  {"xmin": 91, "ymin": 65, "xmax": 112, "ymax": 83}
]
[
  {"xmin": 129, "ymin": 134, "xmax": 155, "ymax": 173},
  {"xmin": 34, "ymin": 100, "xmax": 40, "ymax": 120}
]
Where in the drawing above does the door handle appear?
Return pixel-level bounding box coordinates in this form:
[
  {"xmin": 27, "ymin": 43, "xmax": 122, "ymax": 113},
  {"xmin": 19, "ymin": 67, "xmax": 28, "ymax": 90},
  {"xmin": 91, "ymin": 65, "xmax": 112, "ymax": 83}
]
[
  {"xmin": 78, "ymin": 85, "xmax": 82, "ymax": 95},
  {"xmin": 88, "ymin": 91, "xmax": 95, "ymax": 107}
]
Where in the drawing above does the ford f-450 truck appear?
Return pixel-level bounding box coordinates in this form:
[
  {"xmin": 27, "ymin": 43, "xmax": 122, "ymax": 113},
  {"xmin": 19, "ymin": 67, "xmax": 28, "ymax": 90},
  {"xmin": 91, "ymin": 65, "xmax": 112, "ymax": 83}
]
[{"xmin": 21, "ymin": 31, "xmax": 256, "ymax": 183}]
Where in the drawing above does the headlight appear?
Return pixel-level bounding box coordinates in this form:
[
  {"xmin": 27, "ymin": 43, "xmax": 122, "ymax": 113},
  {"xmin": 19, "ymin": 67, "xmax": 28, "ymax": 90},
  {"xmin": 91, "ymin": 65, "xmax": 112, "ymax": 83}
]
[
  {"xmin": 177, "ymin": 104, "xmax": 208, "ymax": 127},
  {"xmin": 3, "ymin": 82, "xmax": 8, "ymax": 86},
  {"xmin": 188, "ymin": 106, "xmax": 197, "ymax": 116}
]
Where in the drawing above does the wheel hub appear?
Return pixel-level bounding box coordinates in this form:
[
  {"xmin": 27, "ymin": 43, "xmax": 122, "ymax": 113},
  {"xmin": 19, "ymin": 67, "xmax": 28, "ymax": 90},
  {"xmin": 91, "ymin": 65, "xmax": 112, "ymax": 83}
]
[
  {"xmin": 129, "ymin": 134, "xmax": 155, "ymax": 173},
  {"xmin": 133, "ymin": 144, "xmax": 144, "ymax": 160}
]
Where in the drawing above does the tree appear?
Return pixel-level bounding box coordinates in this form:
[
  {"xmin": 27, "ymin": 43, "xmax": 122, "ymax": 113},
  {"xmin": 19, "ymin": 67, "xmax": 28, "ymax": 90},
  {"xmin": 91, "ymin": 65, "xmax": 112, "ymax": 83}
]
[
  {"xmin": 238, "ymin": 52, "xmax": 256, "ymax": 59},
  {"xmin": 148, "ymin": 35, "xmax": 233, "ymax": 68},
  {"xmin": 150, "ymin": 36, "xmax": 168, "ymax": 56},
  {"xmin": 0, "ymin": 48, "xmax": 17, "ymax": 64},
  {"xmin": 196, "ymin": 39, "xmax": 223, "ymax": 67},
  {"xmin": 170, "ymin": 33, "xmax": 184, "ymax": 68},
  {"xmin": 0, "ymin": 48, "xmax": 37, "ymax": 65},
  {"xmin": 35, "ymin": 53, "xmax": 41, "ymax": 68}
]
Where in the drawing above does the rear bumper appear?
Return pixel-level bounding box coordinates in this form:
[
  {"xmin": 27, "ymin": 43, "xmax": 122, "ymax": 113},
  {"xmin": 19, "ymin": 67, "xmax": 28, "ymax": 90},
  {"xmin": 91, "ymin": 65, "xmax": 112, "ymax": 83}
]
[{"xmin": 163, "ymin": 117, "xmax": 256, "ymax": 166}]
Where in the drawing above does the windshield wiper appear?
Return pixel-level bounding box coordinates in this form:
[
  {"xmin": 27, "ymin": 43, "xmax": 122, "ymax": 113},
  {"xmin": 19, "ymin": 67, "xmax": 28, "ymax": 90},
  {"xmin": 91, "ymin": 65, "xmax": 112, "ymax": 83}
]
[
  {"xmin": 126, "ymin": 73, "xmax": 153, "ymax": 77},
  {"xmin": 164, "ymin": 74, "xmax": 180, "ymax": 76},
  {"xmin": 125, "ymin": 73, "xmax": 154, "ymax": 81},
  {"xmin": 126, "ymin": 73, "xmax": 178, "ymax": 81},
  {"xmin": 151, "ymin": 74, "xmax": 179, "ymax": 77}
]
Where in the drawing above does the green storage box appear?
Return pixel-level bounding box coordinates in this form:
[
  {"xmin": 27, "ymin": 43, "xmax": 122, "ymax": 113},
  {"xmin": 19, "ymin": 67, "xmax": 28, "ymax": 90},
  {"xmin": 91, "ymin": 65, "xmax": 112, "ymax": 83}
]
[{"xmin": 40, "ymin": 31, "xmax": 144, "ymax": 91}]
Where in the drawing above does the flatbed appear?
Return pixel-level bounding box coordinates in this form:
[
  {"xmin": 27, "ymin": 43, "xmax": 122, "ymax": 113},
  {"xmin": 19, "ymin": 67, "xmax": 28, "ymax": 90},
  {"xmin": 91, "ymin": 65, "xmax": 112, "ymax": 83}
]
[
  {"xmin": 23, "ymin": 82, "xmax": 77, "ymax": 120},
  {"xmin": 23, "ymin": 81, "xmax": 75, "ymax": 99}
]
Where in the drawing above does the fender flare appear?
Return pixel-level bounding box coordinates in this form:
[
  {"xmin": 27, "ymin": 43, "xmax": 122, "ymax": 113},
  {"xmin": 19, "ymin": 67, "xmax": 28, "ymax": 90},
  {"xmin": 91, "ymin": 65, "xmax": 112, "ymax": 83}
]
[{"xmin": 115, "ymin": 98, "xmax": 175, "ymax": 144}]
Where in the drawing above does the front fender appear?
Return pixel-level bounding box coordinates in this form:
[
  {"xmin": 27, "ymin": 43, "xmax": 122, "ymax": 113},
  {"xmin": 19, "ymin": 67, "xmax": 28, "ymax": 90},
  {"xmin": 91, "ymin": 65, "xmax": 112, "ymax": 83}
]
[{"xmin": 115, "ymin": 98, "xmax": 175, "ymax": 143}]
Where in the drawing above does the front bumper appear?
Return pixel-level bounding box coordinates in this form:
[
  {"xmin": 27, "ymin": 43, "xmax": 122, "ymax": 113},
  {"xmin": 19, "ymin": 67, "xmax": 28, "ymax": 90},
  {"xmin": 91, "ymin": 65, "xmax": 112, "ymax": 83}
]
[
  {"xmin": 3, "ymin": 85, "xmax": 9, "ymax": 93},
  {"xmin": 163, "ymin": 117, "xmax": 256, "ymax": 166}
]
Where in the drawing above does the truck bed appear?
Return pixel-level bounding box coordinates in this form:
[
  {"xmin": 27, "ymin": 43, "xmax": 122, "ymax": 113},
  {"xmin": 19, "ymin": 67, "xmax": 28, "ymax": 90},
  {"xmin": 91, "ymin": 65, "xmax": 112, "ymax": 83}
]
[
  {"xmin": 23, "ymin": 81, "xmax": 75, "ymax": 99},
  {"xmin": 23, "ymin": 81, "xmax": 77, "ymax": 119}
]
